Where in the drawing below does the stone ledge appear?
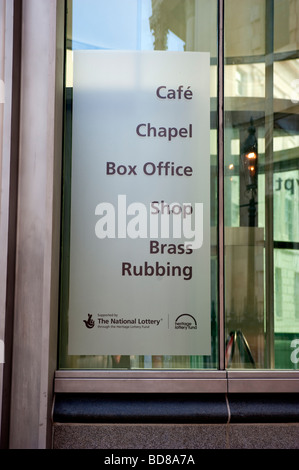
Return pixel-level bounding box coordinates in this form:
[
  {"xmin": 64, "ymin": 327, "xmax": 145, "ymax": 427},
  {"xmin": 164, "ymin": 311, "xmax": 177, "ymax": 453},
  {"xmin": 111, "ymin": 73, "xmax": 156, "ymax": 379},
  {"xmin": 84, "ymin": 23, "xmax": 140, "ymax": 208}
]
[
  {"xmin": 229, "ymin": 393, "xmax": 299, "ymax": 423},
  {"xmin": 53, "ymin": 393, "xmax": 299, "ymax": 424},
  {"xmin": 53, "ymin": 393, "xmax": 228, "ymax": 424},
  {"xmin": 52, "ymin": 423, "xmax": 299, "ymax": 449}
]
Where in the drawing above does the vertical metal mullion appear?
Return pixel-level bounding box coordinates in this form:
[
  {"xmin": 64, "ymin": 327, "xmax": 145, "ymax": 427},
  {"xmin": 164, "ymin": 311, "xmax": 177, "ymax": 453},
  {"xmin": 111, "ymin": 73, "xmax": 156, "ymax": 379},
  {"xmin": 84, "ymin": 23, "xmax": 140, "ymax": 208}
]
[
  {"xmin": 265, "ymin": 0, "xmax": 275, "ymax": 369},
  {"xmin": 0, "ymin": 0, "xmax": 22, "ymax": 449},
  {"xmin": 217, "ymin": 0, "xmax": 225, "ymax": 371}
]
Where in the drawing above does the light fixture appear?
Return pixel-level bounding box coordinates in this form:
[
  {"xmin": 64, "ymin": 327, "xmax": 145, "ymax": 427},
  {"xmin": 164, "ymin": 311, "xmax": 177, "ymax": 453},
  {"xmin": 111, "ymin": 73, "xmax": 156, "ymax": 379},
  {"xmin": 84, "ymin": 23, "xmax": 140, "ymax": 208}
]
[
  {"xmin": 240, "ymin": 118, "xmax": 258, "ymax": 226},
  {"xmin": 241, "ymin": 117, "xmax": 258, "ymax": 189}
]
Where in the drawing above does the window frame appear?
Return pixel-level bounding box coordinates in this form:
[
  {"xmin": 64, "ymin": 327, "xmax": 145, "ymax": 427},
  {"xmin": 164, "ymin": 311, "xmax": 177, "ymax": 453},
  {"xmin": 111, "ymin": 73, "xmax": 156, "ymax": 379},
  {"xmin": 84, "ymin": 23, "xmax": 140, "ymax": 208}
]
[{"xmin": 54, "ymin": 0, "xmax": 299, "ymax": 394}]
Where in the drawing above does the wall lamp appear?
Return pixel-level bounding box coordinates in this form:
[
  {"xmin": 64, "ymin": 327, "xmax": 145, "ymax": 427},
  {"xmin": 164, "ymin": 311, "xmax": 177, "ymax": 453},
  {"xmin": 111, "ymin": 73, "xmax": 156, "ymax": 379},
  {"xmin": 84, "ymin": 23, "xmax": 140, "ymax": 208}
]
[
  {"xmin": 240, "ymin": 118, "xmax": 258, "ymax": 226},
  {"xmin": 241, "ymin": 117, "xmax": 258, "ymax": 189}
]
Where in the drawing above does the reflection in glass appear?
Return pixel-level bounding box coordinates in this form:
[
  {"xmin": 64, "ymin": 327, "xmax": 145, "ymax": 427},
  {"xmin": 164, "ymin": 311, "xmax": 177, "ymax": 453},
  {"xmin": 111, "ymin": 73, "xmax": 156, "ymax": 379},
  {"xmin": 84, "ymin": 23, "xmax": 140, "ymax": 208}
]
[{"xmin": 224, "ymin": 0, "xmax": 299, "ymax": 369}]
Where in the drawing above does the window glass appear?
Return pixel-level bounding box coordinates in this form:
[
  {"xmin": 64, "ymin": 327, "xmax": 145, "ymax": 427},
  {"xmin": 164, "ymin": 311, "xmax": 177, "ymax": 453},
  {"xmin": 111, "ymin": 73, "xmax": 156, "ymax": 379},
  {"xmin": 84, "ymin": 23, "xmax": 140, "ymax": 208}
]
[
  {"xmin": 59, "ymin": 0, "xmax": 218, "ymax": 370},
  {"xmin": 224, "ymin": 0, "xmax": 299, "ymax": 369},
  {"xmin": 60, "ymin": 0, "xmax": 299, "ymax": 373}
]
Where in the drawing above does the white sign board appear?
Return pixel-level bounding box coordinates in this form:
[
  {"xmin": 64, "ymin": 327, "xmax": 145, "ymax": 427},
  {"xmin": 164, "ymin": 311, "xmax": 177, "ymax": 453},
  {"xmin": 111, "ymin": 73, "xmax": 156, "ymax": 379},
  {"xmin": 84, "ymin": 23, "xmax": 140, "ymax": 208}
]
[{"xmin": 68, "ymin": 51, "xmax": 211, "ymax": 356}]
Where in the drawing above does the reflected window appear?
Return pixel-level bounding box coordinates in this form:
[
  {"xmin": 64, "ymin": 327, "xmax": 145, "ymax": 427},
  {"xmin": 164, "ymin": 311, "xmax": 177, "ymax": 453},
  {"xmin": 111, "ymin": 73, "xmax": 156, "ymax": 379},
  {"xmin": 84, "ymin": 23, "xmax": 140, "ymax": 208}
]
[{"xmin": 224, "ymin": 0, "xmax": 299, "ymax": 369}]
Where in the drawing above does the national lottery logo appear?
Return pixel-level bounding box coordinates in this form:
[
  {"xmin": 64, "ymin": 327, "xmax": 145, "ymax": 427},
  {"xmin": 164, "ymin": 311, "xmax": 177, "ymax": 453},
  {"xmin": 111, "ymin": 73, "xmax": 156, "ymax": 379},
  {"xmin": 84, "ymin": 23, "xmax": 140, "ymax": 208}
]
[
  {"xmin": 83, "ymin": 314, "xmax": 95, "ymax": 329},
  {"xmin": 175, "ymin": 314, "xmax": 197, "ymax": 330}
]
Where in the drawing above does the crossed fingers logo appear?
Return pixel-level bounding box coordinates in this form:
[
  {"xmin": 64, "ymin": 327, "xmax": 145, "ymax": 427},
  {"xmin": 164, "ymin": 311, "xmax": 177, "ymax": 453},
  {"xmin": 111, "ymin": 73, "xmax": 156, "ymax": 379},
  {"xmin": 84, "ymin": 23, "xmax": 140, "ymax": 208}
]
[{"xmin": 83, "ymin": 314, "xmax": 95, "ymax": 329}]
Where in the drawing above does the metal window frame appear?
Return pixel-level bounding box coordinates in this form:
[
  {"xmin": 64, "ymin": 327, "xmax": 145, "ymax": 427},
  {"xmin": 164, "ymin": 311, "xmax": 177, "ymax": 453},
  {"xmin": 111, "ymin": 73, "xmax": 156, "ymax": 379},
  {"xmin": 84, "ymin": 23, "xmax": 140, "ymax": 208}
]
[
  {"xmin": 0, "ymin": 0, "xmax": 23, "ymax": 448},
  {"xmin": 54, "ymin": 0, "xmax": 299, "ymax": 395},
  {"xmin": 54, "ymin": 370, "xmax": 299, "ymax": 394}
]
